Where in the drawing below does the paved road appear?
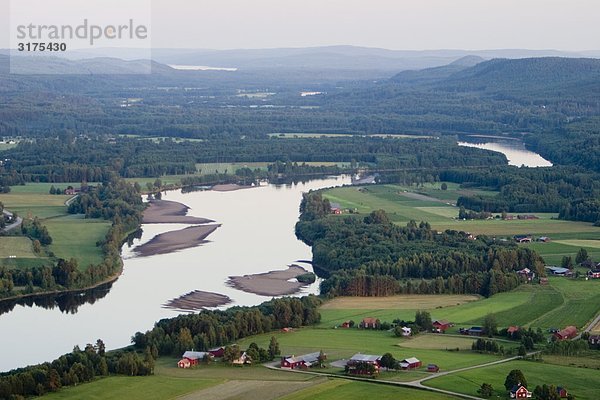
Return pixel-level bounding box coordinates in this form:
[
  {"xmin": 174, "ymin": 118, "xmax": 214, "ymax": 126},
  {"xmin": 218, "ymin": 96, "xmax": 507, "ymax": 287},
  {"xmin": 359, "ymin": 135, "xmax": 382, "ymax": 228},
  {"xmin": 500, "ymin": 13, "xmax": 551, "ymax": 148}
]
[{"xmin": 575, "ymin": 311, "xmax": 600, "ymax": 340}]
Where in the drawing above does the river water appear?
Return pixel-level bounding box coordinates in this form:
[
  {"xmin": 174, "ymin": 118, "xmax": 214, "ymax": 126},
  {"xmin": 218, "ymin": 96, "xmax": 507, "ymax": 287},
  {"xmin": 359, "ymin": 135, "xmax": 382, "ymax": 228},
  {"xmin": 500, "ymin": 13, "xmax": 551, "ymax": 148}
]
[
  {"xmin": 457, "ymin": 137, "xmax": 553, "ymax": 167},
  {"xmin": 0, "ymin": 176, "xmax": 351, "ymax": 372}
]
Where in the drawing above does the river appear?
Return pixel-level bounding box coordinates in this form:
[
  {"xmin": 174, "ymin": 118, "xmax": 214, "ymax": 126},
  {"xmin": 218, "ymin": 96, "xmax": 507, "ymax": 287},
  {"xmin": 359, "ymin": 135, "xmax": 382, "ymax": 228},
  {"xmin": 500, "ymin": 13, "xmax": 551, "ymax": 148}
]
[
  {"xmin": 458, "ymin": 136, "xmax": 553, "ymax": 167},
  {"xmin": 0, "ymin": 176, "xmax": 351, "ymax": 372}
]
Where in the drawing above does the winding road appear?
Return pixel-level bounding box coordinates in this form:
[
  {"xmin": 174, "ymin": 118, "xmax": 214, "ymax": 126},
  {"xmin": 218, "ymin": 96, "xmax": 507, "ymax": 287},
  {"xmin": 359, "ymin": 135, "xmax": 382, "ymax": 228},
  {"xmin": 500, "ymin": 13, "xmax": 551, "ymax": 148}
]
[{"xmin": 1, "ymin": 210, "xmax": 22, "ymax": 233}]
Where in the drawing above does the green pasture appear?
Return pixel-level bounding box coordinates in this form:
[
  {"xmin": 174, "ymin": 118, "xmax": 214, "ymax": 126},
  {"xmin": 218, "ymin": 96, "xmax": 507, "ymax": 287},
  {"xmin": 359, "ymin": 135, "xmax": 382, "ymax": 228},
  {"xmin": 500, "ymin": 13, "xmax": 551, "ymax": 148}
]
[
  {"xmin": 236, "ymin": 328, "xmax": 504, "ymax": 373},
  {"xmin": 42, "ymin": 375, "xmax": 221, "ymax": 400},
  {"xmin": 424, "ymin": 360, "xmax": 600, "ymax": 400},
  {"xmin": 0, "ymin": 192, "xmax": 70, "ymax": 219},
  {"xmin": 45, "ymin": 215, "xmax": 110, "ymax": 269},
  {"xmin": 323, "ymin": 184, "xmax": 600, "ymax": 237},
  {"xmin": 281, "ymin": 379, "xmax": 457, "ymax": 400}
]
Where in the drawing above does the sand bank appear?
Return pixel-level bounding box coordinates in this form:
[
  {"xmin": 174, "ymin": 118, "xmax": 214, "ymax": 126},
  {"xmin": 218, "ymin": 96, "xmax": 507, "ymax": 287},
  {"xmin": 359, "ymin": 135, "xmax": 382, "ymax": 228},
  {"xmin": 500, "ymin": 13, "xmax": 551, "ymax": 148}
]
[
  {"xmin": 212, "ymin": 184, "xmax": 254, "ymax": 192},
  {"xmin": 164, "ymin": 290, "xmax": 231, "ymax": 311},
  {"xmin": 227, "ymin": 265, "xmax": 311, "ymax": 296},
  {"xmin": 143, "ymin": 200, "xmax": 214, "ymax": 224},
  {"xmin": 134, "ymin": 224, "xmax": 220, "ymax": 257}
]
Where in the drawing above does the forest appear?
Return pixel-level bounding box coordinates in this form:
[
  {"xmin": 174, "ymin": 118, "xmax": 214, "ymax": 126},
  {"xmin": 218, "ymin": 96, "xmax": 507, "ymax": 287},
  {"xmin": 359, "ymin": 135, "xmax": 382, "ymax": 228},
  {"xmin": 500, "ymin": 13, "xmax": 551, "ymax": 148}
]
[{"xmin": 295, "ymin": 192, "xmax": 544, "ymax": 297}]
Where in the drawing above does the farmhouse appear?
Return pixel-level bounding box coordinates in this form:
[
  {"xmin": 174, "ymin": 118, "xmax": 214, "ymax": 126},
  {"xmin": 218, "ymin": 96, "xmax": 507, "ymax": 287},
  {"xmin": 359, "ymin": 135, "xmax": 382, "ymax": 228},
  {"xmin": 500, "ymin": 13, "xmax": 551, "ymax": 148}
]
[
  {"xmin": 587, "ymin": 269, "xmax": 600, "ymax": 279},
  {"xmin": 513, "ymin": 235, "xmax": 532, "ymax": 243},
  {"xmin": 516, "ymin": 268, "xmax": 535, "ymax": 282},
  {"xmin": 330, "ymin": 202, "xmax": 342, "ymax": 214},
  {"xmin": 507, "ymin": 326, "xmax": 520, "ymax": 336},
  {"xmin": 460, "ymin": 326, "xmax": 484, "ymax": 336},
  {"xmin": 399, "ymin": 357, "xmax": 422, "ymax": 369},
  {"xmin": 232, "ymin": 351, "xmax": 251, "ymax": 365},
  {"xmin": 340, "ymin": 320, "xmax": 352, "ymax": 328},
  {"xmin": 178, "ymin": 351, "xmax": 210, "ymax": 368},
  {"xmin": 346, "ymin": 353, "xmax": 382, "ymax": 375},
  {"xmin": 432, "ymin": 319, "xmax": 451, "ymax": 333},
  {"xmin": 554, "ymin": 326, "xmax": 577, "ymax": 341},
  {"xmin": 556, "ymin": 387, "xmax": 569, "ymax": 398},
  {"xmin": 399, "ymin": 326, "xmax": 412, "ymax": 336},
  {"xmin": 360, "ymin": 317, "xmax": 380, "ymax": 329},
  {"xmin": 588, "ymin": 334, "xmax": 600, "ymax": 345},
  {"xmin": 536, "ymin": 236, "xmax": 551, "ymax": 242},
  {"xmin": 510, "ymin": 384, "xmax": 532, "ymax": 398},
  {"xmin": 280, "ymin": 351, "xmax": 324, "ymax": 369}
]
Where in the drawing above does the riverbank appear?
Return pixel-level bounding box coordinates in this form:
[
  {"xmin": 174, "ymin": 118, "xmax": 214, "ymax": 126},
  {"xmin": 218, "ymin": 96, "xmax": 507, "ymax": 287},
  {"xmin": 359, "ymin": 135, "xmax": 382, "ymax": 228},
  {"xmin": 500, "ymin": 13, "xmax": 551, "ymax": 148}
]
[
  {"xmin": 163, "ymin": 290, "xmax": 231, "ymax": 311},
  {"xmin": 227, "ymin": 265, "xmax": 310, "ymax": 296},
  {"xmin": 143, "ymin": 200, "xmax": 214, "ymax": 224},
  {"xmin": 134, "ymin": 224, "xmax": 221, "ymax": 257}
]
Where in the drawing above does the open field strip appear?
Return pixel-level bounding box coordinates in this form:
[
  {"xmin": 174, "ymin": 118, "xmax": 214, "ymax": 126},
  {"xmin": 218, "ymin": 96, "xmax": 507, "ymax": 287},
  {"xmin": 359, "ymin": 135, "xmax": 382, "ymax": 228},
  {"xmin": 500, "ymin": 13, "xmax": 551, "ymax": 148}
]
[
  {"xmin": 0, "ymin": 183, "xmax": 110, "ymax": 270},
  {"xmin": 320, "ymin": 295, "xmax": 479, "ymax": 310},
  {"xmin": 0, "ymin": 237, "xmax": 36, "ymax": 258},
  {"xmin": 324, "ymin": 185, "xmax": 600, "ymax": 236},
  {"xmin": 424, "ymin": 360, "xmax": 600, "ymax": 400}
]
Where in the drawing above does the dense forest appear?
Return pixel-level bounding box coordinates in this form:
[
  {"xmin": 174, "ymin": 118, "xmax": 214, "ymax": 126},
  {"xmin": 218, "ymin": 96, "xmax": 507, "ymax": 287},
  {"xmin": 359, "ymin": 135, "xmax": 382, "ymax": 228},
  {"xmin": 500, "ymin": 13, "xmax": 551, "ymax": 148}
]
[{"xmin": 296, "ymin": 193, "xmax": 544, "ymax": 297}]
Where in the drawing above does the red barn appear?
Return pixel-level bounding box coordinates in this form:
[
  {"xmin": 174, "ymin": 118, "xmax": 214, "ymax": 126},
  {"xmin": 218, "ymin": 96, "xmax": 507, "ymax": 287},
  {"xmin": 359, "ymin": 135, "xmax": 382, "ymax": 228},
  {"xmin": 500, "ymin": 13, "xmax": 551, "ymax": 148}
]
[
  {"xmin": 208, "ymin": 347, "xmax": 225, "ymax": 358},
  {"xmin": 340, "ymin": 321, "xmax": 352, "ymax": 328},
  {"xmin": 554, "ymin": 326, "xmax": 577, "ymax": 341},
  {"xmin": 281, "ymin": 352, "xmax": 323, "ymax": 369},
  {"xmin": 432, "ymin": 319, "xmax": 451, "ymax": 333},
  {"xmin": 556, "ymin": 387, "xmax": 568, "ymax": 398},
  {"xmin": 178, "ymin": 351, "xmax": 210, "ymax": 368}
]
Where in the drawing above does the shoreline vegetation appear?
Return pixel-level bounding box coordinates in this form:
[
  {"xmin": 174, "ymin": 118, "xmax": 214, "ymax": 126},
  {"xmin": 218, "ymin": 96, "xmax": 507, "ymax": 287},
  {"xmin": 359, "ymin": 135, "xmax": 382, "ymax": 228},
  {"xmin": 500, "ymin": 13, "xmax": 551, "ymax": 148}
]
[
  {"xmin": 211, "ymin": 183, "xmax": 255, "ymax": 192},
  {"xmin": 163, "ymin": 289, "xmax": 232, "ymax": 311},
  {"xmin": 227, "ymin": 264, "xmax": 311, "ymax": 296}
]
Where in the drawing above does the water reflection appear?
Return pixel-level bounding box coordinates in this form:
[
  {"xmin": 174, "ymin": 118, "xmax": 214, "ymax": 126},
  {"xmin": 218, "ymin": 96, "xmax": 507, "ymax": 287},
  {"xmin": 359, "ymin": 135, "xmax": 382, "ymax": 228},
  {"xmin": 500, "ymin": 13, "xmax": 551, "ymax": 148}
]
[{"xmin": 457, "ymin": 137, "xmax": 552, "ymax": 167}]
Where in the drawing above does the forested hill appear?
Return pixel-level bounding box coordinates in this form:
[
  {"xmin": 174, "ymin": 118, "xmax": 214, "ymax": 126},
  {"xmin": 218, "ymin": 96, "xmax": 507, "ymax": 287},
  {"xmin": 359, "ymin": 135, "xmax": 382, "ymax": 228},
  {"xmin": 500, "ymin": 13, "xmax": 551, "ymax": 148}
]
[{"xmin": 435, "ymin": 57, "xmax": 600, "ymax": 95}]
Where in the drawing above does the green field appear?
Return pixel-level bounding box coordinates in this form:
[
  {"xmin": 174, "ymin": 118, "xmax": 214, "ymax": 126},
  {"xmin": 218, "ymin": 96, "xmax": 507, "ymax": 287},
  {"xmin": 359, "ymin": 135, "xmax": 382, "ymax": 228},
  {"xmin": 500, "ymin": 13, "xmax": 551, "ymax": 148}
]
[
  {"xmin": 425, "ymin": 360, "xmax": 600, "ymax": 400},
  {"xmin": 46, "ymin": 215, "xmax": 110, "ymax": 269},
  {"xmin": 281, "ymin": 379, "xmax": 456, "ymax": 400},
  {"xmin": 323, "ymin": 184, "xmax": 600, "ymax": 237},
  {"xmin": 0, "ymin": 237, "xmax": 36, "ymax": 258},
  {"xmin": 0, "ymin": 184, "xmax": 110, "ymax": 270},
  {"xmin": 236, "ymin": 327, "xmax": 505, "ymax": 373},
  {"xmin": 42, "ymin": 375, "xmax": 221, "ymax": 400}
]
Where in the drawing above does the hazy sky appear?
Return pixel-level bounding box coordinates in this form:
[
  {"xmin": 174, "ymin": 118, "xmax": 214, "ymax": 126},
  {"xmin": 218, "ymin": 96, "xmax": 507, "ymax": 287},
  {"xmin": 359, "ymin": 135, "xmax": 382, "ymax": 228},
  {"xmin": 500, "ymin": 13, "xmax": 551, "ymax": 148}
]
[{"xmin": 2, "ymin": 0, "xmax": 599, "ymax": 50}]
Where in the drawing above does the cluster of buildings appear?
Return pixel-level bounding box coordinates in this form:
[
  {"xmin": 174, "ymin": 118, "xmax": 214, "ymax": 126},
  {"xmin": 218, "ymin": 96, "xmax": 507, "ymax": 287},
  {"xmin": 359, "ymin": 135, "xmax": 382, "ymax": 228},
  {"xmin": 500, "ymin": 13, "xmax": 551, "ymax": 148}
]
[
  {"xmin": 509, "ymin": 384, "xmax": 569, "ymax": 399},
  {"xmin": 177, "ymin": 346, "xmax": 251, "ymax": 368}
]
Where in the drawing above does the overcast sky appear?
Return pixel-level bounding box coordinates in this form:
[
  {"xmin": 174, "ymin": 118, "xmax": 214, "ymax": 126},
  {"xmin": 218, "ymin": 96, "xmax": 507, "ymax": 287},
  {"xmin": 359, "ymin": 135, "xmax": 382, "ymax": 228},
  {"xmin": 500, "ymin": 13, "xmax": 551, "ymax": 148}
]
[{"xmin": 2, "ymin": 0, "xmax": 599, "ymax": 50}]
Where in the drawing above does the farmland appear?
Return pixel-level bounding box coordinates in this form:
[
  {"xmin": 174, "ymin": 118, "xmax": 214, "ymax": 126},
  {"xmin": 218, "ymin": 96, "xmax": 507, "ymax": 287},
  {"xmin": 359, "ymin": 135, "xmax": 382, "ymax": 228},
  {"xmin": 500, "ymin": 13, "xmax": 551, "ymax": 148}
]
[
  {"xmin": 424, "ymin": 360, "xmax": 600, "ymax": 400},
  {"xmin": 0, "ymin": 183, "xmax": 109, "ymax": 271},
  {"xmin": 323, "ymin": 184, "xmax": 600, "ymax": 237}
]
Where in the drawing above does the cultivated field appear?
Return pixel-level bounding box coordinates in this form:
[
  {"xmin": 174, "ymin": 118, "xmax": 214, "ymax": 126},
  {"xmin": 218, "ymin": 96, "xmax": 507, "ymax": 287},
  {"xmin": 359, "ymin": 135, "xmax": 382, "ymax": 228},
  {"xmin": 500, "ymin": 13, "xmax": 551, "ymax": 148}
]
[
  {"xmin": 323, "ymin": 184, "xmax": 600, "ymax": 237},
  {"xmin": 0, "ymin": 183, "xmax": 109, "ymax": 270},
  {"xmin": 424, "ymin": 360, "xmax": 600, "ymax": 400},
  {"xmin": 320, "ymin": 294, "xmax": 479, "ymax": 310}
]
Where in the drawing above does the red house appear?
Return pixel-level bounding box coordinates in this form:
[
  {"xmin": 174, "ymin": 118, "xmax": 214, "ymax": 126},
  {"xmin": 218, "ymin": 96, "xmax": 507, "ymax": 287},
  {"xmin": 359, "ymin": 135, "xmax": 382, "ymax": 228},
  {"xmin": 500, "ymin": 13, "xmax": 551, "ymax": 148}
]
[
  {"xmin": 510, "ymin": 384, "xmax": 532, "ymax": 398},
  {"xmin": 554, "ymin": 326, "xmax": 577, "ymax": 341},
  {"xmin": 588, "ymin": 269, "xmax": 600, "ymax": 279},
  {"xmin": 556, "ymin": 387, "xmax": 569, "ymax": 398},
  {"xmin": 340, "ymin": 321, "xmax": 352, "ymax": 328},
  {"xmin": 178, "ymin": 351, "xmax": 210, "ymax": 368},
  {"xmin": 432, "ymin": 319, "xmax": 451, "ymax": 333},
  {"xmin": 507, "ymin": 326, "xmax": 520, "ymax": 336},
  {"xmin": 360, "ymin": 317, "xmax": 380, "ymax": 329},
  {"xmin": 280, "ymin": 352, "xmax": 323, "ymax": 369}
]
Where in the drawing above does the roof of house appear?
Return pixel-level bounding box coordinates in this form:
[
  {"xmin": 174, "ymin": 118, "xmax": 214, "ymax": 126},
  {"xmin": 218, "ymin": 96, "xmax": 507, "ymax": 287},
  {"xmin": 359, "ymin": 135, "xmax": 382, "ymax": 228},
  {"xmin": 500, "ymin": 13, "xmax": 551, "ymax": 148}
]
[
  {"xmin": 182, "ymin": 351, "xmax": 209, "ymax": 360},
  {"xmin": 283, "ymin": 352, "xmax": 322, "ymax": 365},
  {"xmin": 556, "ymin": 326, "xmax": 577, "ymax": 336},
  {"xmin": 517, "ymin": 268, "xmax": 531, "ymax": 274},
  {"xmin": 401, "ymin": 326, "xmax": 411, "ymax": 331},
  {"xmin": 510, "ymin": 384, "xmax": 529, "ymax": 393},
  {"xmin": 433, "ymin": 319, "xmax": 450, "ymax": 326},
  {"xmin": 507, "ymin": 326, "xmax": 520, "ymax": 334},
  {"xmin": 588, "ymin": 334, "xmax": 600, "ymax": 340},
  {"xmin": 546, "ymin": 266, "xmax": 570, "ymax": 274},
  {"xmin": 401, "ymin": 357, "xmax": 420, "ymax": 364},
  {"xmin": 349, "ymin": 353, "xmax": 381, "ymax": 363},
  {"xmin": 469, "ymin": 326, "xmax": 483, "ymax": 331},
  {"xmin": 330, "ymin": 202, "xmax": 341, "ymax": 209}
]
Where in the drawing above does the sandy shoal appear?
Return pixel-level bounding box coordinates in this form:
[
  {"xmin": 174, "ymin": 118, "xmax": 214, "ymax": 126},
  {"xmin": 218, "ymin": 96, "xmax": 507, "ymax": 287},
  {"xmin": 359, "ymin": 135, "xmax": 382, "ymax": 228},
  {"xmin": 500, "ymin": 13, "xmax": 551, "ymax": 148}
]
[
  {"xmin": 227, "ymin": 265, "xmax": 310, "ymax": 296},
  {"xmin": 134, "ymin": 224, "xmax": 220, "ymax": 257},
  {"xmin": 143, "ymin": 200, "xmax": 214, "ymax": 224},
  {"xmin": 211, "ymin": 184, "xmax": 254, "ymax": 192},
  {"xmin": 163, "ymin": 290, "xmax": 231, "ymax": 311}
]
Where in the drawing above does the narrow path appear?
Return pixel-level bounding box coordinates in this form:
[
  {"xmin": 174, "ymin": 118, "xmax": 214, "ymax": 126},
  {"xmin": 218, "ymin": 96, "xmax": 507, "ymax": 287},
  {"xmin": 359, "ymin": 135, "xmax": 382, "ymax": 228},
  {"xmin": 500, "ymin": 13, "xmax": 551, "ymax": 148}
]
[{"xmin": 575, "ymin": 311, "xmax": 600, "ymax": 339}]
